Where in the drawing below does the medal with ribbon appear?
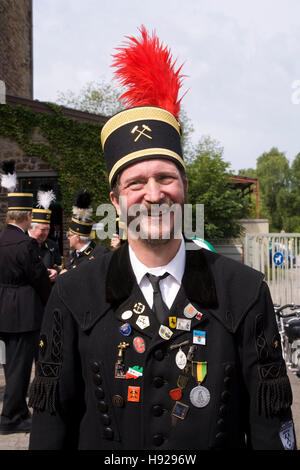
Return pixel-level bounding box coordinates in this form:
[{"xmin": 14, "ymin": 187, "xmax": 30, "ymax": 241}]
[{"xmin": 190, "ymin": 361, "xmax": 210, "ymax": 408}]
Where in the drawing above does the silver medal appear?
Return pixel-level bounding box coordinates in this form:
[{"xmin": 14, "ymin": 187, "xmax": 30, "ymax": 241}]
[
  {"xmin": 175, "ymin": 348, "xmax": 187, "ymax": 370},
  {"xmin": 190, "ymin": 385, "xmax": 210, "ymax": 408}
]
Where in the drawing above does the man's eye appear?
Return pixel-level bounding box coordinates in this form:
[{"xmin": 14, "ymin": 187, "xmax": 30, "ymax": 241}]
[{"xmin": 128, "ymin": 181, "xmax": 144, "ymax": 189}]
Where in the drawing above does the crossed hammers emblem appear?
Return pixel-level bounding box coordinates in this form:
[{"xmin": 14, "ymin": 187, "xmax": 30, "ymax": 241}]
[{"xmin": 131, "ymin": 124, "xmax": 152, "ymax": 142}]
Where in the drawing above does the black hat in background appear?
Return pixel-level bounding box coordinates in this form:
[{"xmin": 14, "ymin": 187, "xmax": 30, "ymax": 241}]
[
  {"xmin": 1, "ymin": 160, "xmax": 33, "ymax": 210},
  {"xmin": 69, "ymin": 189, "xmax": 94, "ymax": 237}
]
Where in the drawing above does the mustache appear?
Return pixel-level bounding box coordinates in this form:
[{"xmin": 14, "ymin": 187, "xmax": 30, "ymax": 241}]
[{"xmin": 127, "ymin": 201, "xmax": 177, "ymax": 217}]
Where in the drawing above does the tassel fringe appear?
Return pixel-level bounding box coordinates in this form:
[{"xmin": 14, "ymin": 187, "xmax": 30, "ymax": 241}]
[
  {"xmin": 29, "ymin": 376, "xmax": 58, "ymax": 414},
  {"xmin": 257, "ymin": 375, "xmax": 293, "ymax": 418}
]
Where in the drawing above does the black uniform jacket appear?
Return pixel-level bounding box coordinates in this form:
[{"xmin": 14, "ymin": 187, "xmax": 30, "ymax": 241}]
[
  {"xmin": 37, "ymin": 238, "xmax": 62, "ymax": 270},
  {"xmin": 29, "ymin": 242, "xmax": 296, "ymax": 450},
  {"xmin": 68, "ymin": 240, "xmax": 109, "ymax": 270},
  {"xmin": 0, "ymin": 225, "xmax": 52, "ymax": 333}
]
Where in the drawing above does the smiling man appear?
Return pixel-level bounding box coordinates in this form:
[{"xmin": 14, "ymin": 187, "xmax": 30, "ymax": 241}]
[{"xmin": 29, "ymin": 27, "xmax": 296, "ymax": 451}]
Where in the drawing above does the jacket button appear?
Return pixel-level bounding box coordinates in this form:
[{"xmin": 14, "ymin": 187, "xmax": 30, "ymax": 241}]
[
  {"xmin": 100, "ymin": 413, "xmax": 111, "ymax": 426},
  {"xmin": 224, "ymin": 364, "xmax": 233, "ymax": 377},
  {"xmin": 90, "ymin": 361, "xmax": 100, "ymax": 374},
  {"xmin": 221, "ymin": 391, "xmax": 230, "ymax": 403},
  {"xmin": 95, "ymin": 387, "xmax": 105, "ymax": 400},
  {"xmin": 153, "ymin": 376, "xmax": 164, "ymax": 388},
  {"xmin": 93, "ymin": 373, "xmax": 102, "ymax": 386},
  {"xmin": 103, "ymin": 427, "xmax": 114, "ymax": 440},
  {"xmin": 153, "ymin": 350, "xmax": 164, "ymax": 361},
  {"xmin": 152, "ymin": 405, "xmax": 164, "ymax": 417},
  {"xmin": 215, "ymin": 432, "xmax": 226, "ymax": 445},
  {"xmin": 216, "ymin": 418, "xmax": 225, "ymax": 431},
  {"xmin": 219, "ymin": 405, "xmax": 227, "ymax": 417},
  {"xmin": 223, "ymin": 377, "xmax": 231, "ymax": 389},
  {"xmin": 97, "ymin": 400, "xmax": 108, "ymax": 413},
  {"xmin": 152, "ymin": 434, "xmax": 164, "ymax": 446}
]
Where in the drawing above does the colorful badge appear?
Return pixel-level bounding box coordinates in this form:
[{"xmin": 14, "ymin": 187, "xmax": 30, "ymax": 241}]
[
  {"xmin": 175, "ymin": 349, "xmax": 187, "ymax": 370},
  {"xmin": 176, "ymin": 318, "xmax": 191, "ymax": 331},
  {"xmin": 127, "ymin": 386, "xmax": 140, "ymax": 402},
  {"xmin": 133, "ymin": 336, "xmax": 146, "ymax": 354},
  {"xmin": 183, "ymin": 303, "xmax": 199, "ymax": 319},
  {"xmin": 159, "ymin": 325, "xmax": 173, "ymax": 340},
  {"xmin": 136, "ymin": 315, "xmax": 150, "ymax": 330},
  {"xmin": 133, "ymin": 302, "xmax": 145, "ymax": 314},
  {"xmin": 120, "ymin": 323, "xmax": 131, "ymax": 336},
  {"xmin": 121, "ymin": 310, "xmax": 133, "ymax": 320},
  {"xmin": 125, "ymin": 365, "xmax": 143, "ymax": 379},
  {"xmin": 169, "ymin": 316, "xmax": 177, "ymax": 329},
  {"xmin": 169, "ymin": 388, "xmax": 182, "ymax": 401},
  {"xmin": 171, "ymin": 401, "xmax": 189, "ymax": 420},
  {"xmin": 193, "ymin": 330, "xmax": 206, "ymax": 345},
  {"xmin": 115, "ymin": 362, "xmax": 126, "ymax": 379}
]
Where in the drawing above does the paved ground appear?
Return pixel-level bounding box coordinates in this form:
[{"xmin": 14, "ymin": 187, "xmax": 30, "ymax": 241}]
[{"xmin": 0, "ymin": 365, "xmax": 299, "ymax": 450}]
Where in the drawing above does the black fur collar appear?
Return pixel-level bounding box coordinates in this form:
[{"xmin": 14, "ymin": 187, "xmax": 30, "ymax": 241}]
[{"xmin": 106, "ymin": 242, "xmax": 218, "ymax": 308}]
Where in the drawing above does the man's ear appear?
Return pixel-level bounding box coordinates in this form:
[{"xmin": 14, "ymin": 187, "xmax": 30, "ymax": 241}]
[{"xmin": 110, "ymin": 191, "xmax": 121, "ymax": 216}]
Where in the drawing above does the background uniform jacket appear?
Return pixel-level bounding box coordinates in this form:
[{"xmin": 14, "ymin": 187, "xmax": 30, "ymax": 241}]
[
  {"xmin": 36, "ymin": 238, "xmax": 62, "ymax": 271},
  {"xmin": 29, "ymin": 242, "xmax": 296, "ymax": 450},
  {"xmin": 68, "ymin": 240, "xmax": 109, "ymax": 270},
  {"xmin": 0, "ymin": 224, "xmax": 52, "ymax": 333}
]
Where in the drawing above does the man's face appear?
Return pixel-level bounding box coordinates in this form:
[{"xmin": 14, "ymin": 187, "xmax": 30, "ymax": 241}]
[
  {"xmin": 110, "ymin": 159, "xmax": 187, "ymax": 245},
  {"xmin": 30, "ymin": 223, "xmax": 50, "ymax": 243},
  {"xmin": 67, "ymin": 231, "xmax": 80, "ymax": 250}
]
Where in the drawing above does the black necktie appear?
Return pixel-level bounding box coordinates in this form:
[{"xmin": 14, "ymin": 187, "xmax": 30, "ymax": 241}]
[{"xmin": 146, "ymin": 272, "xmax": 170, "ymax": 324}]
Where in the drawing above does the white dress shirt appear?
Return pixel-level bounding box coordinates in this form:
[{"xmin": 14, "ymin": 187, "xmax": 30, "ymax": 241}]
[
  {"xmin": 128, "ymin": 238, "xmax": 186, "ymax": 309},
  {"xmin": 76, "ymin": 242, "xmax": 90, "ymax": 256}
]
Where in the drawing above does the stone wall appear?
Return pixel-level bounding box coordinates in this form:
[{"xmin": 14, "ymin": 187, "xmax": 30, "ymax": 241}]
[
  {"xmin": 0, "ymin": 0, "xmax": 33, "ymax": 98},
  {"xmin": 0, "ymin": 136, "xmax": 53, "ymax": 227}
]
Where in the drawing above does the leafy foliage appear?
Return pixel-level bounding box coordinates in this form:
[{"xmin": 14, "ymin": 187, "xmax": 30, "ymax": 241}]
[
  {"xmin": 0, "ymin": 103, "xmax": 110, "ymax": 217},
  {"xmin": 186, "ymin": 136, "xmax": 251, "ymax": 238}
]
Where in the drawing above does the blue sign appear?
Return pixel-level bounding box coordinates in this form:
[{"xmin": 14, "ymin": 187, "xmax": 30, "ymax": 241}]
[{"xmin": 273, "ymin": 252, "xmax": 284, "ymax": 266}]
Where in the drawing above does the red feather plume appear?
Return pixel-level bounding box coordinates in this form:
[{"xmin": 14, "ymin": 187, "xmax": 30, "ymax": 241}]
[{"xmin": 111, "ymin": 25, "xmax": 186, "ymax": 119}]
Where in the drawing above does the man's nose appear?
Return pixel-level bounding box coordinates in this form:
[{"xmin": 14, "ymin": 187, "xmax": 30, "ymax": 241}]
[{"xmin": 144, "ymin": 179, "xmax": 164, "ymax": 203}]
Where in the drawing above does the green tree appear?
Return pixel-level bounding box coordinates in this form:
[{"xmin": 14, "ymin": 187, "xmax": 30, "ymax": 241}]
[
  {"xmin": 256, "ymin": 148, "xmax": 291, "ymax": 231},
  {"xmin": 56, "ymin": 80, "xmax": 125, "ymax": 116},
  {"xmin": 282, "ymin": 152, "xmax": 300, "ymax": 232},
  {"xmin": 186, "ymin": 136, "xmax": 250, "ymax": 239}
]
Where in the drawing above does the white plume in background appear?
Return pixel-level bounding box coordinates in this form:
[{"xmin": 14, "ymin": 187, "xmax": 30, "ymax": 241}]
[
  {"xmin": 0, "ymin": 172, "xmax": 17, "ymax": 192},
  {"xmin": 37, "ymin": 189, "xmax": 56, "ymax": 210}
]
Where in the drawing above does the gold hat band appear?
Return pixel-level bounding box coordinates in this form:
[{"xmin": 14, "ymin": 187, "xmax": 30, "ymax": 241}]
[
  {"xmin": 31, "ymin": 219, "xmax": 51, "ymax": 224},
  {"xmin": 32, "ymin": 209, "xmax": 52, "ymax": 214},
  {"xmin": 7, "ymin": 206, "xmax": 33, "ymax": 210},
  {"xmin": 108, "ymin": 147, "xmax": 185, "ymax": 185},
  {"xmin": 101, "ymin": 106, "xmax": 180, "ymax": 149},
  {"xmin": 69, "ymin": 228, "xmax": 92, "ymax": 237},
  {"xmin": 71, "ymin": 217, "xmax": 93, "ymax": 227},
  {"xmin": 7, "ymin": 193, "xmax": 33, "ymax": 197}
]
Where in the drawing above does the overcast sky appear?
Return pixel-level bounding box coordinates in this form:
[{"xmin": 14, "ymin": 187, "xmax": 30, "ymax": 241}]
[{"xmin": 33, "ymin": 0, "xmax": 300, "ymax": 172}]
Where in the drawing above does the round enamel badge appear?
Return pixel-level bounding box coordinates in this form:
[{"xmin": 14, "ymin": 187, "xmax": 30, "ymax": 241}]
[{"xmin": 133, "ymin": 336, "xmax": 146, "ymax": 354}]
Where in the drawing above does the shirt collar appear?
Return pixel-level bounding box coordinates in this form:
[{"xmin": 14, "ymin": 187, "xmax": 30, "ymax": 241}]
[
  {"xmin": 77, "ymin": 241, "xmax": 90, "ymax": 254},
  {"xmin": 128, "ymin": 237, "xmax": 186, "ymax": 286}
]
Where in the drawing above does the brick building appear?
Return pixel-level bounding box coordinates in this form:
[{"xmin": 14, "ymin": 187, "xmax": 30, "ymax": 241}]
[{"xmin": 0, "ymin": 0, "xmax": 33, "ymax": 99}]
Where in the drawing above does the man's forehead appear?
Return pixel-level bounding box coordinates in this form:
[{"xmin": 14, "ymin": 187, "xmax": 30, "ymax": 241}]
[
  {"xmin": 120, "ymin": 159, "xmax": 180, "ymax": 181},
  {"xmin": 36, "ymin": 224, "xmax": 49, "ymax": 231}
]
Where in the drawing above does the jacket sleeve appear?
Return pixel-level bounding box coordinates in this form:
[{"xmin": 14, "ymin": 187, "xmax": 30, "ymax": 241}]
[
  {"xmin": 28, "ymin": 278, "xmax": 84, "ymax": 449},
  {"xmin": 20, "ymin": 238, "xmax": 52, "ymax": 304},
  {"xmin": 238, "ymin": 281, "xmax": 296, "ymax": 450}
]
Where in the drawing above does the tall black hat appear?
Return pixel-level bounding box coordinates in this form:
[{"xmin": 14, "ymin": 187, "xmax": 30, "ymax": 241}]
[
  {"xmin": 100, "ymin": 26, "xmax": 186, "ymax": 187},
  {"xmin": 1, "ymin": 160, "xmax": 33, "ymax": 210},
  {"xmin": 69, "ymin": 190, "xmax": 94, "ymax": 237}
]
